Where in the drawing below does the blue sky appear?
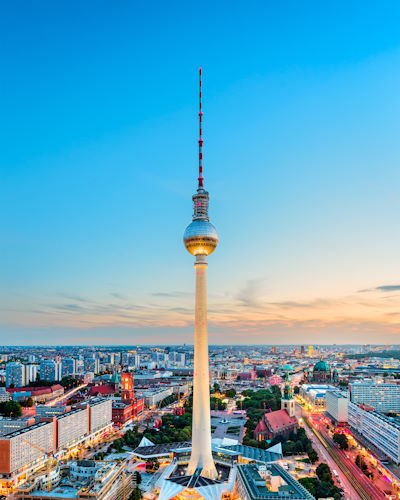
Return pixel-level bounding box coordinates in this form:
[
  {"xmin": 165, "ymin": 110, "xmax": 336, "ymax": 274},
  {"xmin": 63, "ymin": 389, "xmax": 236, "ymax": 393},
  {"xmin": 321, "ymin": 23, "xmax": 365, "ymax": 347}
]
[{"xmin": 1, "ymin": 1, "xmax": 400, "ymax": 344}]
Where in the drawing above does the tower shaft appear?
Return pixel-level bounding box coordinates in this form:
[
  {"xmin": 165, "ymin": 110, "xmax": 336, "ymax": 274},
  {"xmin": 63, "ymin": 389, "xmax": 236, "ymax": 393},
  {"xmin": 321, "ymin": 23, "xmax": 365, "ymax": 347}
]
[{"xmin": 187, "ymin": 255, "xmax": 217, "ymax": 479}]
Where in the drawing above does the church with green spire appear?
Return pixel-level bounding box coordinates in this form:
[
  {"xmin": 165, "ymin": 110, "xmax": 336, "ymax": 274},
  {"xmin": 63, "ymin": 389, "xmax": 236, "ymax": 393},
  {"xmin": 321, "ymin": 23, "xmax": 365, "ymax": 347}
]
[{"xmin": 281, "ymin": 370, "xmax": 295, "ymax": 417}]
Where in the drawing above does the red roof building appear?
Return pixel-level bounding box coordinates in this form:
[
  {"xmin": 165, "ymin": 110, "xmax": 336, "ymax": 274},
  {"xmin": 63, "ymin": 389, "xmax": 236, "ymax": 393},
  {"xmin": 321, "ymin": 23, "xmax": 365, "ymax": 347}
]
[
  {"xmin": 254, "ymin": 409, "xmax": 298, "ymax": 441},
  {"xmin": 112, "ymin": 398, "xmax": 144, "ymax": 426},
  {"xmin": 111, "ymin": 371, "xmax": 144, "ymax": 426},
  {"xmin": 88, "ymin": 384, "xmax": 116, "ymax": 397}
]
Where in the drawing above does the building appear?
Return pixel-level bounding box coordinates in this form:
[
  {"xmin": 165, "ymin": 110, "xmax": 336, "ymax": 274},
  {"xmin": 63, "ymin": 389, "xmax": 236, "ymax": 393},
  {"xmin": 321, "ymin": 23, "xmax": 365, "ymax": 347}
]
[
  {"xmin": 88, "ymin": 398, "xmax": 113, "ymax": 434},
  {"xmin": 254, "ymin": 410, "xmax": 298, "ymax": 442},
  {"xmin": 300, "ymin": 384, "xmax": 336, "ymax": 407},
  {"xmin": 61, "ymin": 358, "xmax": 76, "ymax": 377},
  {"xmin": 84, "ymin": 357, "xmax": 100, "ymax": 374},
  {"xmin": 151, "ymin": 351, "xmax": 168, "ymax": 368},
  {"xmin": 112, "ymin": 399, "xmax": 144, "ymax": 426},
  {"xmin": 236, "ymin": 463, "xmax": 314, "ymax": 499},
  {"xmin": 168, "ymin": 351, "xmax": 186, "ymax": 367},
  {"xmin": 39, "ymin": 360, "xmax": 61, "ymax": 382},
  {"xmin": 7, "ymin": 384, "xmax": 64, "ymax": 404},
  {"xmin": 349, "ymin": 381, "xmax": 400, "ymax": 413},
  {"xmin": 255, "ymin": 372, "xmax": 298, "ymax": 441},
  {"xmin": 0, "ymin": 388, "xmax": 10, "ymax": 403},
  {"xmin": 6, "ymin": 362, "xmax": 25, "ymax": 388},
  {"xmin": 141, "ymin": 387, "xmax": 173, "ymax": 408},
  {"xmin": 325, "ymin": 391, "xmax": 348, "ymax": 424},
  {"xmin": 14, "ymin": 460, "xmax": 135, "ymax": 500},
  {"xmin": 112, "ymin": 371, "xmax": 144, "ymax": 426},
  {"xmin": 307, "ymin": 345, "xmax": 313, "ymax": 357},
  {"xmin": 312, "ymin": 357, "xmax": 331, "ymax": 382},
  {"xmin": 121, "ymin": 371, "xmax": 134, "ymax": 403},
  {"xmin": 281, "ymin": 371, "xmax": 295, "ymax": 418},
  {"xmin": 0, "ymin": 421, "xmax": 54, "ymax": 478},
  {"xmin": 0, "ymin": 417, "xmax": 36, "ymax": 436},
  {"xmin": 24, "ymin": 365, "xmax": 38, "ymax": 385},
  {"xmin": 348, "ymin": 402, "xmax": 400, "ymax": 463},
  {"xmin": 0, "ymin": 399, "xmax": 113, "ymax": 496},
  {"xmin": 57, "ymin": 407, "xmax": 89, "ymax": 449}
]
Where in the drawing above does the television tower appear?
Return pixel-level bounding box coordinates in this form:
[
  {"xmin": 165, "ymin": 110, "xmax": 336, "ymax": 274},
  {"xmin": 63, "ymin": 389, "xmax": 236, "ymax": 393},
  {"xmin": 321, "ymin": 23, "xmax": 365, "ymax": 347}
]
[{"xmin": 183, "ymin": 68, "xmax": 218, "ymax": 480}]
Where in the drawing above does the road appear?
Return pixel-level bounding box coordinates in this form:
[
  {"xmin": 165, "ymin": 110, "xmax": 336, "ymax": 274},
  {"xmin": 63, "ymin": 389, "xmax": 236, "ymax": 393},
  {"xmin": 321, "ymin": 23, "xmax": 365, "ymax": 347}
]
[
  {"xmin": 312, "ymin": 413, "xmax": 395, "ymax": 498},
  {"xmin": 295, "ymin": 403, "xmax": 360, "ymax": 499},
  {"xmin": 47, "ymin": 383, "xmax": 87, "ymax": 406},
  {"xmin": 302, "ymin": 418, "xmax": 359, "ymax": 499},
  {"xmin": 302, "ymin": 410, "xmax": 386, "ymax": 500}
]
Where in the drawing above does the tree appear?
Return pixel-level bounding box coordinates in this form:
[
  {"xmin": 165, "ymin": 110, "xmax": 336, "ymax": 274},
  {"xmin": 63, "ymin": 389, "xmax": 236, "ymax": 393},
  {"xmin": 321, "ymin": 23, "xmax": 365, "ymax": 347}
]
[
  {"xmin": 0, "ymin": 400, "xmax": 22, "ymax": 417},
  {"xmin": 307, "ymin": 447, "xmax": 319, "ymax": 464},
  {"xmin": 316, "ymin": 463, "xmax": 333, "ymax": 484},
  {"xmin": 129, "ymin": 487, "xmax": 142, "ymax": 500},
  {"xmin": 333, "ymin": 432, "xmax": 349, "ymax": 450},
  {"xmin": 211, "ymin": 382, "xmax": 220, "ymax": 394},
  {"xmin": 294, "ymin": 386, "xmax": 300, "ymax": 395},
  {"xmin": 225, "ymin": 388, "xmax": 236, "ymax": 398},
  {"xmin": 20, "ymin": 397, "xmax": 34, "ymax": 408}
]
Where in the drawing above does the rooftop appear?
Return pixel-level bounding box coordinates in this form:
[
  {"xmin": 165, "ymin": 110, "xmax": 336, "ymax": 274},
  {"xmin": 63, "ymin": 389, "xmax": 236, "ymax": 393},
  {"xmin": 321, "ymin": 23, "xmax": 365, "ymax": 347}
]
[{"xmin": 237, "ymin": 463, "xmax": 314, "ymax": 499}]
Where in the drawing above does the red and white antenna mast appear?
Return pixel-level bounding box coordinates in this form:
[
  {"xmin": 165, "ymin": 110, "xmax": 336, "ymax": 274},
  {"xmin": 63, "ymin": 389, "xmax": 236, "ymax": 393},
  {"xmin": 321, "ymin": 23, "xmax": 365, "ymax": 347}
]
[{"xmin": 198, "ymin": 67, "xmax": 204, "ymax": 189}]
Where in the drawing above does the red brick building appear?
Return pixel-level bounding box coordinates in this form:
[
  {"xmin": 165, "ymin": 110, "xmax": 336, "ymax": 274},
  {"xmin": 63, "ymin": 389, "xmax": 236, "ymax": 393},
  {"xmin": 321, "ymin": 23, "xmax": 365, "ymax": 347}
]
[
  {"xmin": 254, "ymin": 409, "xmax": 298, "ymax": 441},
  {"xmin": 112, "ymin": 371, "xmax": 144, "ymax": 426}
]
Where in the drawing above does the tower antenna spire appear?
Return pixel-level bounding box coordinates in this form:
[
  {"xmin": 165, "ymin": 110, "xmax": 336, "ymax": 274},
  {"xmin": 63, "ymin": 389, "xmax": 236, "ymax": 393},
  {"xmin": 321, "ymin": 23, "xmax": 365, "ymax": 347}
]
[{"xmin": 198, "ymin": 67, "xmax": 204, "ymax": 189}]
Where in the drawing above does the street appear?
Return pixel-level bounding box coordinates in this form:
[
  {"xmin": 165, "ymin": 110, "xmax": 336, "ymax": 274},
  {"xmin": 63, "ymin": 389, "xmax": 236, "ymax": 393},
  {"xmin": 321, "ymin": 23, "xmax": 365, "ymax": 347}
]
[{"xmin": 297, "ymin": 401, "xmax": 391, "ymax": 500}]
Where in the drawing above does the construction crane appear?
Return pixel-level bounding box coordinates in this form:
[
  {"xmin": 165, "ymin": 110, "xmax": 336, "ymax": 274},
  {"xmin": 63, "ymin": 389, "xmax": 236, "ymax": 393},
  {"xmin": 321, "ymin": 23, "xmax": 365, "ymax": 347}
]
[{"xmin": 21, "ymin": 437, "xmax": 55, "ymax": 492}]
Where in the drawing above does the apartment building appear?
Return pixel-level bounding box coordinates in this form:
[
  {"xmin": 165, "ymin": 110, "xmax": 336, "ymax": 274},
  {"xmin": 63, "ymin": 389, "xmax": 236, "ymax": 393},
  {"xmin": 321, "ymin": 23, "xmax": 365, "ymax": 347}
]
[
  {"xmin": 325, "ymin": 391, "xmax": 349, "ymax": 424},
  {"xmin": 349, "ymin": 381, "xmax": 400, "ymax": 413},
  {"xmin": 348, "ymin": 401, "xmax": 400, "ymax": 463}
]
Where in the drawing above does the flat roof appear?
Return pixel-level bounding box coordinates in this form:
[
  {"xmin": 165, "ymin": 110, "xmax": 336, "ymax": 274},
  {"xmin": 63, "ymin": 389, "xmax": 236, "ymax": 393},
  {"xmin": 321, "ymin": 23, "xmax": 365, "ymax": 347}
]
[
  {"xmin": 4, "ymin": 421, "xmax": 52, "ymax": 439},
  {"xmin": 237, "ymin": 463, "xmax": 313, "ymax": 499}
]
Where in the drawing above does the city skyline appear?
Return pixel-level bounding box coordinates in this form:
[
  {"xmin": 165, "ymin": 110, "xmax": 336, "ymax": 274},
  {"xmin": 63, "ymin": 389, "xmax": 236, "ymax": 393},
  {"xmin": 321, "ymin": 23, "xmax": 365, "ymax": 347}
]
[{"xmin": 2, "ymin": 1, "xmax": 400, "ymax": 345}]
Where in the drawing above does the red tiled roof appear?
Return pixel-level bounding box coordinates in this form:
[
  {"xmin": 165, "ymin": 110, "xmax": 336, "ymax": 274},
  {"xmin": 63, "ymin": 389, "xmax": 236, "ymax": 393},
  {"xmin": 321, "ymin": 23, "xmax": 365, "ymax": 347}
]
[
  {"xmin": 7, "ymin": 385, "xmax": 63, "ymax": 394},
  {"xmin": 264, "ymin": 409, "xmax": 298, "ymax": 430},
  {"xmin": 255, "ymin": 419, "xmax": 268, "ymax": 433},
  {"xmin": 88, "ymin": 385, "xmax": 115, "ymax": 396},
  {"xmin": 51, "ymin": 384, "xmax": 63, "ymax": 391}
]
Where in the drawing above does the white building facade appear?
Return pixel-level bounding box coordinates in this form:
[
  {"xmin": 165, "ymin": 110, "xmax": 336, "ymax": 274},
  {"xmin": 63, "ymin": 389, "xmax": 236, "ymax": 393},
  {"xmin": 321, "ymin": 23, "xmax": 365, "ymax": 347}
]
[
  {"xmin": 348, "ymin": 402, "xmax": 400, "ymax": 463},
  {"xmin": 349, "ymin": 381, "xmax": 400, "ymax": 413},
  {"xmin": 325, "ymin": 391, "xmax": 349, "ymax": 423}
]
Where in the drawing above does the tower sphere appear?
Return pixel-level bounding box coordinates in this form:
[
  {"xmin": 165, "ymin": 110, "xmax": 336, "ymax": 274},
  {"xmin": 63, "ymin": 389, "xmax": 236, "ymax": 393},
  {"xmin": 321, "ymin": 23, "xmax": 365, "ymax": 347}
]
[{"xmin": 183, "ymin": 219, "xmax": 218, "ymax": 256}]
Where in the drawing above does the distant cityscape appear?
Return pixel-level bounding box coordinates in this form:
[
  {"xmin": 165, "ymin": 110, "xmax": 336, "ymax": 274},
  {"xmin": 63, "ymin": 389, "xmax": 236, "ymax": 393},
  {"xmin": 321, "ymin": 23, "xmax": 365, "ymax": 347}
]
[{"xmin": 0, "ymin": 344, "xmax": 400, "ymax": 498}]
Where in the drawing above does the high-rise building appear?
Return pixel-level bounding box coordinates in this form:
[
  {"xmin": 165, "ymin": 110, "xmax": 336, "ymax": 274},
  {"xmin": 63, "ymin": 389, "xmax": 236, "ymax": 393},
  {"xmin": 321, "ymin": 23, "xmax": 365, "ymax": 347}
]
[
  {"xmin": 168, "ymin": 351, "xmax": 186, "ymax": 367},
  {"xmin": 349, "ymin": 381, "xmax": 400, "ymax": 413},
  {"xmin": 6, "ymin": 362, "xmax": 25, "ymax": 388},
  {"xmin": 325, "ymin": 390, "xmax": 348, "ymax": 424},
  {"xmin": 24, "ymin": 364, "xmax": 38, "ymax": 384},
  {"xmin": 183, "ymin": 68, "xmax": 218, "ymax": 480},
  {"xmin": 83, "ymin": 357, "xmax": 100, "ymax": 374},
  {"xmin": 40, "ymin": 359, "xmax": 62, "ymax": 382},
  {"xmin": 308, "ymin": 345, "xmax": 314, "ymax": 357},
  {"xmin": 348, "ymin": 402, "xmax": 400, "ymax": 463},
  {"xmin": 133, "ymin": 353, "xmax": 140, "ymax": 369},
  {"xmin": 62, "ymin": 357, "xmax": 76, "ymax": 377}
]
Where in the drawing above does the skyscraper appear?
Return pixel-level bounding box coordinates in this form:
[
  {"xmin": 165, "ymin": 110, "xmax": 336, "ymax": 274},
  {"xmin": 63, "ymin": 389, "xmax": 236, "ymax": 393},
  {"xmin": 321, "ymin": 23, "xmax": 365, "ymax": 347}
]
[
  {"xmin": 40, "ymin": 359, "xmax": 62, "ymax": 382},
  {"xmin": 183, "ymin": 68, "xmax": 218, "ymax": 480},
  {"xmin": 6, "ymin": 362, "xmax": 25, "ymax": 388}
]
